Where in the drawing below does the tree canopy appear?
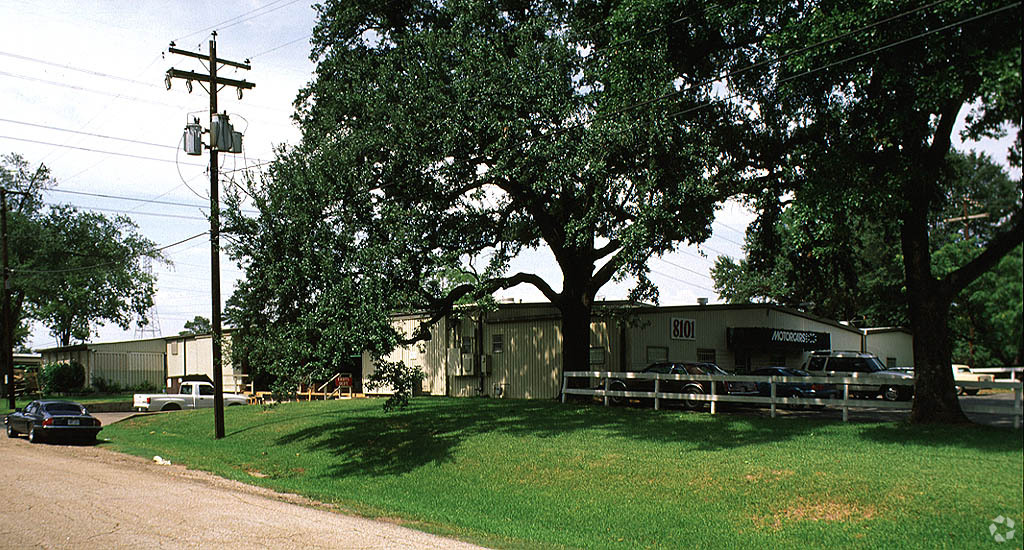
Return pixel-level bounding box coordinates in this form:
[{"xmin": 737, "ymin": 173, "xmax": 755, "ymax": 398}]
[
  {"xmin": 2, "ymin": 153, "xmax": 164, "ymax": 348},
  {"xmin": 734, "ymin": 0, "xmax": 1021, "ymax": 422},
  {"xmin": 226, "ymin": 0, "xmax": 768, "ymax": 393}
]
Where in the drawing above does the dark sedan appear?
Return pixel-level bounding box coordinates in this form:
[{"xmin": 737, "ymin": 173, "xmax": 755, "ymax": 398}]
[
  {"xmin": 606, "ymin": 362, "xmax": 759, "ymax": 410},
  {"xmin": 5, "ymin": 400, "xmax": 102, "ymax": 444},
  {"xmin": 750, "ymin": 367, "xmax": 837, "ymax": 406}
]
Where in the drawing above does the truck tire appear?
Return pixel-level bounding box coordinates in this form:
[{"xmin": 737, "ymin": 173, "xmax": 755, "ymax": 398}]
[{"xmin": 161, "ymin": 403, "xmax": 182, "ymax": 411}]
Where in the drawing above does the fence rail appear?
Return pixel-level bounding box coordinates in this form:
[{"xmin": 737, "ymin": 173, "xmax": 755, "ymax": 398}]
[{"xmin": 561, "ymin": 371, "xmax": 1022, "ymax": 429}]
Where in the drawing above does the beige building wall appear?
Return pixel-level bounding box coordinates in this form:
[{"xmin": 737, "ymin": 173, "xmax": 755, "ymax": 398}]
[
  {"xmin": 864, "ymin": 329, "xmax": 914, "ymax": 368},
  {"xmin": 364, "ymin": 303, "xmax": 910, "ymax": 400},
  {"xmin": 166, "ymin": 332, "xmax": 244, "ymax": 392}
]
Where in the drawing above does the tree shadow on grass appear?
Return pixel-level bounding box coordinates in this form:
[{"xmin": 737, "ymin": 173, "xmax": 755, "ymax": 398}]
[
  {"xmin": 857, "ymin": 421, "xmax": 1024, "ymax": 453},
  {"xmin": 270, "ymin": 398, "xmax": 831, "ymax": 478}
]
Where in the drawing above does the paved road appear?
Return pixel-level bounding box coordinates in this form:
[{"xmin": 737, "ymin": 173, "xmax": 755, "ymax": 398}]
[{"xmin": 1, "ymin": 427, "xmax": 486, "ymax": 550}]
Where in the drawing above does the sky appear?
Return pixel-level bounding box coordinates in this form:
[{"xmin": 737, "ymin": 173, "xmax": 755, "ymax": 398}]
[{"xmin": 0, "ymin": 1, "xmax": 1015, "ymax": 350}]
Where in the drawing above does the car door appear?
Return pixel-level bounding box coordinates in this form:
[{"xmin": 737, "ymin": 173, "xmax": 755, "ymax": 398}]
[
  {"xmin": 19, "ymin": 402, "xmax": 40, "ymax": 431},
  {"xmin": 640, "ymin": 364, "xmax": 671, "ymax": 393},
  {"xmin": 196, "ymin": 383, "xmax": 215, "ymax": 409}
]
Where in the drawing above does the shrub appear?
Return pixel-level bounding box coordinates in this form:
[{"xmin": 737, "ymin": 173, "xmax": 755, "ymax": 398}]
[
  {"xmin": 91, "ymin": 376, "xmax": 123, "ymax": 394},
  {"xmin": 41, "ymin": 361, "xmax": 86, "ymax": 394},
  {"xmin": 366, "ymin": 360, "xmax": 425, "ymax": 412}
]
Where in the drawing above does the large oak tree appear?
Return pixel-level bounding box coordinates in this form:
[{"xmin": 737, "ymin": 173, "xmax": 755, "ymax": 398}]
[
  {"xmin": 225, "ymin": 0, "xmax": 770, "ymax": 392},
  {"xmin": 733, "ymin": 0, "xmax": 1021, "ymax": 422}
]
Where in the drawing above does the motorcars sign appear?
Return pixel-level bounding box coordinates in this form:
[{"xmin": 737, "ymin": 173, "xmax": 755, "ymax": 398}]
[{"xmin": 727, "ymin": 327, "xmax": 831, "ymax": 350}]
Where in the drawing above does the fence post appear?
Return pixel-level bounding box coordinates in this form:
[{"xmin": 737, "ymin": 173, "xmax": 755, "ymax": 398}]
[
  {"xmin": 654, "ymin": 379, "xmax": 660, "ymax": 411},
  {"xmin": 561, "ymin": 373, "xmax": 567, "ymax": 404},
  {"xmin": 710, "ymin": 379, "xmax": 716, "ymax": 415},
  {"xmin": 770, "ymin": 377, "xmax": 776, "ymax": 419},
  {"xmin": 1015, "ymin": 384, "xmax": 1021, "ymax": 430},
  {"xmin": 842, "ymin": 381, "xmax": 849, "ymax": 423}
]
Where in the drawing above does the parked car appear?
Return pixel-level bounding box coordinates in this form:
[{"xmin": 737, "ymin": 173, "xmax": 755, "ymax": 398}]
[
  {"xmin": 134, "ymin": 380, "xmax": 249, "ymax": 412},
  {"xmin": 952, "ymin": 364, "xmax": 994, "ymax": 395},
  {"xmin": 749, "ymin": 367, "xmax": 838, "ymax": 406},
  {"xmin": 5, "ymin": 400, "xmax": 102, "ymax": 444},
  {"xmin": 605, "ymin": 362, "xmax": 759, "ymax": 410},
  {"xmin": 803, "ymin": 350, "xmax": 914, "ymax": 401}
]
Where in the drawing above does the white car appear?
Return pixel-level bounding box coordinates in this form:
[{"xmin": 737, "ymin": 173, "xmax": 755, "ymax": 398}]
[
  {"xmin": 952, "ymin": 364, "xmax": 993, "ymax": 396},
  {"xmin": 134, "ymin": 381, "xmax": 249, "ymax": 411}
]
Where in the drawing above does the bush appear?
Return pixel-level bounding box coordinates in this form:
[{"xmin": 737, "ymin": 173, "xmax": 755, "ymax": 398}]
[
  {"xmin": 366, "ymin": 360, "xmax": 425, "ymax": 412},
  {"xmin": 41, "ymin": 361, "xmax": 86, "ymax": 394},
  {"xmin": 91, "ymin": 376, "xmax": 123, "ymax": 394}
]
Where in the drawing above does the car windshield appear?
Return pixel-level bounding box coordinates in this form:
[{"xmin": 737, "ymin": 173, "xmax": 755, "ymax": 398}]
[
  {"xmin": 864, "ymin": 357, "xmax": 887, "ymax": 372},
  {"xmin": 780, "ymin": 368, "xmax": 810, "ymax": 377},
  {"xmin": 43, "ymin": 403, "xmax": 84, "ymax": 414},
  {"xmin": 699, "ymin": 363, "xmax": 729, "ymax": 376}
]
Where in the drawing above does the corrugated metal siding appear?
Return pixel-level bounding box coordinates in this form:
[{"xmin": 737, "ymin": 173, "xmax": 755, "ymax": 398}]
[
  {"xmin": 363, "ymin": 316, "xmax": 449, "ymax": 396},
  {"xmin": 92, "ymin": 352, "xmax": 164, "ymax": 388}
]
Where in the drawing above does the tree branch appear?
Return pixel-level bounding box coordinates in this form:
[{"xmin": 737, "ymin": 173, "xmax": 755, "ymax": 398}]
[{"xmin": 944, "ymin": 209, "xmax": 1023, "ymax": 297}]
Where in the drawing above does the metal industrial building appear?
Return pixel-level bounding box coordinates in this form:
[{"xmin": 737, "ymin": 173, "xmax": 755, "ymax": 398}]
[{"xmin": 364, "ymin": 302, "xmax": 915, "ymax": 400}]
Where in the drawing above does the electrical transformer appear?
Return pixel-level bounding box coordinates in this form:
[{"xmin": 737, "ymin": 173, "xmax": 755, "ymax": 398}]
[{"xmin": 183, "ymin": 122, "xmax": 203, "ymax": 156}]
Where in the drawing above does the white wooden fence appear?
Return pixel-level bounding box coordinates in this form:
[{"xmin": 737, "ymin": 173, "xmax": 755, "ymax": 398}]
[
  {"xmin": 91, "ymin": 352, "xmax": 165, "ymax": 389},
  {"xmin": 561, "ymin": 371, "xmax": 1023, "ymax": 429}
]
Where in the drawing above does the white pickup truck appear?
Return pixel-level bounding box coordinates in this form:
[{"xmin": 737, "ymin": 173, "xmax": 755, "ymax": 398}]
[{"xmin": 134, "ymin": 381, "xmax": 249, "ymax": 412}]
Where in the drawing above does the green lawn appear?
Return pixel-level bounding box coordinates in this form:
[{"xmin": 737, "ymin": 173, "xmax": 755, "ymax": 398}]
[{"xmin": 100, "ymin": 398, "xmax": 1022, "ymax": 549}]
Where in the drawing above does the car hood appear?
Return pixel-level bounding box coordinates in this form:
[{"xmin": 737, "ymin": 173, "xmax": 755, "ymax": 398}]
[{"xmin": 875, "ymin": 369, "xmax": 914, "ymax": 379}]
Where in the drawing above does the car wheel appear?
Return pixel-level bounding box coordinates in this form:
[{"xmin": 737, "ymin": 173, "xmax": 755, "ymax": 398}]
[
  {"xmin": 608, "ymin": 380, "xmax": 628, "ymax": 405},
  {"xmin": 5, "ymin": 423, "xmax": 16, "ymax": 438},
  {"xmin": 28, "ymin": 425, "xmax": 42, "ymax": 444},
  {"xmin": 882, "ymin": 386, "xmax": 902, "ymax": 402},
  {"xmin": 681, "ymin": 384, "xmax": 706, "ymax": 411},
  {"xmin": 161, "ymin": 403, "xmax": 182, "ymax": 411}
]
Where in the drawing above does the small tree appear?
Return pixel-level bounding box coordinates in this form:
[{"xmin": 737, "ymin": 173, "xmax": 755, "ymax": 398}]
[{"xmin": 40, "ymin": 361, "xmax": 85, "ymax": 394}]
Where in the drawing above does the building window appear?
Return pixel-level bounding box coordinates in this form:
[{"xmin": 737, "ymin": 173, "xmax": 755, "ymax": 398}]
[
  {"xmin": 589, "ymin": 347, "xmax": 606, "ymax": 365},
  {"xmin": 492, "ymin": 334, "xmax": 504, "ymax": 354},
  {"xmin": 697, "ymin": 348, "xmax": 717, "ymax": 364},
  {"xmin": 170, "ymin": 341, "xmax": 178, "ymax": 355},
  {"xmin": 646, "ymin": 346, "xmax": 668, "ymax": 363}
]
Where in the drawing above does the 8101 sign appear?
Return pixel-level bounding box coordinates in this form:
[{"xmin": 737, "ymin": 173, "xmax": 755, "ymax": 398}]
[{"xmin": 670, "ymin": 318, "xmax": 696, "ymax": 340}]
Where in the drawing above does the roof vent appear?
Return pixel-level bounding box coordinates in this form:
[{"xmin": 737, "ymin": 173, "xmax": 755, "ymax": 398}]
[{"xmin": 697, "ymin": 297, "xmax": 709, "ymax": 306}]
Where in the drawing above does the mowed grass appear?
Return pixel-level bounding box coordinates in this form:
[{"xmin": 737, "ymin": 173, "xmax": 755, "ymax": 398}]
[{"xmin": 101, "ymin": 398, "xmax": 1023, "ymax": 549}]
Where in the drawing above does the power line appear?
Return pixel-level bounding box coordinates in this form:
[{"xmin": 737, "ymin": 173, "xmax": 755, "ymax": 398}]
[
  {"xmin": 652, "ymin": 257, "xmax": 714, "ymax": 281},
  {"xmin": 43, "ymin": 201, "xmax": 209, "ymax": 221},
  {"xmin": 648, "ymin": 267, "xmax": 716, "ymax": 294},
  {"xmin": 0, "ymin": 117, "xmax": 177, "ymax": 150},
  {"xmin": 174, "ymin": 0, "xmax": 303, "ymax": 42},
  {"xmin": 12, "ymin": 232, "xmax": 208, "ymax": 275},
  {"xmin": 0, "ymin": 134, "xmax": 207, "ymax": 167},
  {"xmin": 0, "ymin": 50, "xmax": 153, "ymax": 87}
]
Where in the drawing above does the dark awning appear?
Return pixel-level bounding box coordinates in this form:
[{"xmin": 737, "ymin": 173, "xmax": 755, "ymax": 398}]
[{"xmin": 727, "ymin": 327, "xmax": 831, "ymax": 351}]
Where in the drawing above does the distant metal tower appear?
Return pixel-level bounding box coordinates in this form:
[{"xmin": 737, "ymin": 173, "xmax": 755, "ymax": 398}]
[{"xmin": 135, "ymin": 257, "xmax": 162, "ymax": 339}]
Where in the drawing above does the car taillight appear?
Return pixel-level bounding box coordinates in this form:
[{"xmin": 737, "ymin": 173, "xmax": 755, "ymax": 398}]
[
  {"xmin": 811, "ymin": 384, "xmax": 826, "ymax": 391},
  {"xmin": 146, "ymin": 397, "xmax": 151, "ymax": 404},
  {"xmin": 42, "ymin": 418, "xmax": 53, "ymax": 426}
]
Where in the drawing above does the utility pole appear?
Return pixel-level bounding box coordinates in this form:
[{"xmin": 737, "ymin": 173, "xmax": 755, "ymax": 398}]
[
  {"xmin": 166, "ymin": 32, "xmax": 254, "ymax": 439},
  {"xmin": 2, "ymin": 187, "xmax": 13, "ymax": 410}
]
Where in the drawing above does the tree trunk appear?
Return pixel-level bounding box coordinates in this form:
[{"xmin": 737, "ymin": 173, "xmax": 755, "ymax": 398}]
[
  {"xmin": 560, "ymin": 298, "xmax": 592, "ymax": 388},
  {"xmin": 902, "ymin": 182, "xmax": 969, "ymax": 423},
  {"xmin": 907, "ymin": 284, "xmax": 968, "ymax": 423}
]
